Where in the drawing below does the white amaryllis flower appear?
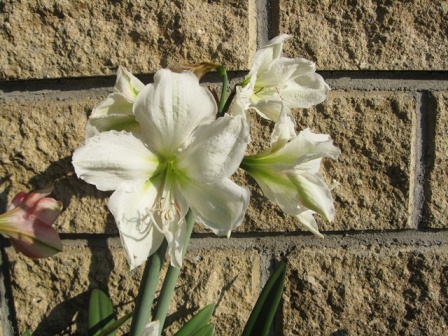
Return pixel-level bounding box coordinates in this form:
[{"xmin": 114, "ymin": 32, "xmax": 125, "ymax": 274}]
[
  {"xmin": 86, "ymin": 66, "xmax": 145, "ymax": 138},
  {"xmin": 242, "ymin": 34, "xmax": 329, "ymax": 135},
  {"xmin": 73, "ymin": 69, "xmax": 250, "ymax": 269},
  {"xmin": 240, "ymin": 105, "xmax": 340, "ymax": 237}
]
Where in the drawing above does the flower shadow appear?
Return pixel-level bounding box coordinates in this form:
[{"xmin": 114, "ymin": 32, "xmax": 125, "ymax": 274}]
[
  {"xmin": 26, "ymin": 155, "xmax": 118, "ymax": 234},
  {"xmin": 31, "ymin": 291, "xmax": 90, "ymax": 336},
  {"xmin": 2, "ymin": 155, "xmax": 120, "ymax": 334}
]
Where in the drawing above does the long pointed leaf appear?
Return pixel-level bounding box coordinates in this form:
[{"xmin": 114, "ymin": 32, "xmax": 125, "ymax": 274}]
[
  {"xmin": 95, "ymin": 282, "xmax": 194, "ymax": 336},
  {"xmin": 242, "ymin": 262, "xmax": 287, "ymax": 336},
  {"xmin": 88, "ymin": 289, "xmax": 116, "ymax": 336},
  {"xmin": 174, "ymin": 304, "xmax": 215, "ymax": 336},
  {"xmin": 96, "ymin": 311, "xmax": 133, "ymax": 336},
  {"xmin": 191, "ymin": 323, "xmax": 215, "ymax": 336}
]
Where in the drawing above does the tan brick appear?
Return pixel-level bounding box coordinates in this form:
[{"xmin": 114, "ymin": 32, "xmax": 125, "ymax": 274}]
[
  {"xmin": 424, "ymin": 92, "xmax": 448, "ymax": 228},
  {"xmin": 240, "ymin": 92, "xmax": 414, "ymax": 233},
  {"xmin": 0, "ymin": 91, "xmax": 114, "ymax": 234},
  {"xmin": 0, "ymin": 0, "xmax": 256, "ymax": 80},
  {"xmin": 5, "ymin": 243, "xmax": 260, "ymax": 335},
  {"xmin": 170, "ymin": 248, "xmax": 261, "ymax": 335},
  {"xmin": 276, "ymin": 0, "xmax": 448, "ymax": 70},
  {"xmin": 284, "ymin": 243, "xmax": 448, "ymax": 335}
]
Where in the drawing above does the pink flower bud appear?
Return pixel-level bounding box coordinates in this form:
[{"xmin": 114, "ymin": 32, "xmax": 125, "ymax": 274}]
[{"xmin": 0, "ymin": 185, "xmax": 63, "ymax": 258}]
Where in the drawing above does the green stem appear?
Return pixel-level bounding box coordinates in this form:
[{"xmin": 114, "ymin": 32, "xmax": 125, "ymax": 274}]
[
  {"xmin": 221, "ymin": 87, "xmax": 237, "ymax": 116},
  {"xmin": 129, "ymin": 240, "xmax": 168, "ymax": 336},
  {"xmin": 217, "ymin": 66, "xmax": 228, "ymax": 118},
  {"xmin": 153, "ymin": 210, "xmax": 195, "ymax": 335}
]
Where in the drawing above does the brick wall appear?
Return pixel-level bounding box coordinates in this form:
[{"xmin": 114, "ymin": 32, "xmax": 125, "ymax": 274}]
[{"xmin": 1, "ymin": 0, "xmax": 447, "ymax": 335}]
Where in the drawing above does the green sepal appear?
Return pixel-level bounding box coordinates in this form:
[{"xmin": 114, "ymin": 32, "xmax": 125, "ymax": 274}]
[
  {"xmin": 21, "ymin": 331, "xmax": 32, "ymax": 336},
  {"xmin": 242, "ymin": 262, "xmax": 287, "ymax": 336},
  {"xmin": 88, "ymin": 289, "xmax": 116, "ymax": 336},
  {"xmin": 174, "ymin": 304, "xmax": 215, "ymax": 336}
]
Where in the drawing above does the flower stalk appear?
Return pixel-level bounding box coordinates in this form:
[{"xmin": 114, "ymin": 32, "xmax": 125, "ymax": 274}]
[
  {"xmin": 153, "ymin": 210, "xmax": 195, "ymax": 335},
  {"xmin": 216, "ymin": 65, "xmax": 228, "ymax": 118},
  {"xmin": 130, "ymin": 240, "xmax": 167, "ymax": 336},
  {"xmin": 129, "ymin": 210, "xmax": 194, "ymax": 336}
]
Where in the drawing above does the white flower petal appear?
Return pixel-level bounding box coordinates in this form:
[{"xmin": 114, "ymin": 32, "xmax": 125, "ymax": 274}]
[
  {"xmin": 90, "ymin": 92, "xmax": 134, "ymax": 118},
  {"xmin": 256, "ymin": 57, "xmax": 315, "ymax": 88},
  {"xmin": 133, "ymin": 69, "xmax": 216, "ymax": 156},
  {"xmin": 246, "ymin": 162, "xmax": 334, "ymax": 224},
  {"xmin": 165, "ymin": 215, "xmax": 187, "ymax": 268},
  {"xmin": 294, "ymin": 210, "xmax": 324, "ymax": 238},
  {"xmin": 86, "ymin": 67, "xmax": 144, "ymax": 138},
  {"xmin": 109, "ymin": 179, "xmax": 165, "ymax": 270},
  {"xmin": 176, "ymin": 115, "xmax": 249, "ymax": 184},
  {"xmin": 247, "ymin": 48, "xmax": 275, "ymax": 81},
  {"xmin": 72, "ymin": 131, "xmax": 161, "ymax": 191},
  {"xmin": 251, "ymin": 99, "xmax": 296, "ymax": 141},
  {"xmin": 229, "ymin": 85, "xmax": 252, "ymax": 119},
  {"xmin": 250, "ymin": 86, "xmax": 279, "ymax": 105},
  {"xmin": 238, "ymin": 160, "xmax": 328, "ymax": 236},
  {"xmin": 280, "ymin": 73, "xmax": 330, "ymax": 108},
  {"xmin": 267, "ymin": 100, "xmax": 296, "ymax": 151},
  {"xmin": 180, "ymin": 179, "xmax": 250, "ymax": 237},
  {"xmin": 247, "ymin": 169, "xmax": 305, "ymax": 216},
  {"xmin": 289, "ymin": 58, "xmax": 318, "ymax": 78},
  {"xmin": 86, "ymin": 114, "xmax": 140, "ymax": 138},
  {"xmin": 294, "ymin": 158, "xmax": 322, "ymax": 175},
  {"xmin": 150, "ymin": 176, "xmax": 189, "ymax": 268},
  {"xmin": 247, "ymin": 34, "xmax": 291, "ymax": 79},
  {"xmin": 268, "ymin": 128, "xmax": 340, "ymax": 167},
  {"xmin": 288, "ymin": 172, "xmax": 335, "ymax": 222},
  {"xmin": 264, "ymin": 34, "xmax": 291, "ymax": 59},
  {"xmin": 115, "ymin": 66, "xmax": 145, "ymax": 101}
]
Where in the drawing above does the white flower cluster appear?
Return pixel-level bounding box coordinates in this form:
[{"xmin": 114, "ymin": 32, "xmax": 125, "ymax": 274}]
[{"xmin": 72, "ymin": 35, "xmax": 340, "ymax": 270}]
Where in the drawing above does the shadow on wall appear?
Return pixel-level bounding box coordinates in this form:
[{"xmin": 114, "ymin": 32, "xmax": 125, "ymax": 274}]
[
  {"xmin": 32, "ymin": 291, "xmax": 90, "ymax": 336},
  {"xmin": 27, "ymin": 155, "xmax": 117, "ymax": 234},
  {"xmin": 0, "ymin": 179, "xmax": 11, "ymax": 213},
  {"xmin": 330, "ymin": 330, "xmax": 349, "ymax": 336},
  {"xmin": 3, "ymin": 155, "xmax": 120, "ymax": 334}
]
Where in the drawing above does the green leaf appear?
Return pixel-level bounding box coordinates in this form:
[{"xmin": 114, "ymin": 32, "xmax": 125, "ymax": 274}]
[
  {"xmin": 174, "ymin": 304, "xmax": 215, "ymax": 336},
  {"xmin": 242, "ymin": 262, "xmax": 287, "ymax": 336},
  {"xmin": 21, "ymin": 331, "xmax": 32, "ymax": 336},
  {"xmin": 95, "ymin": 311, "xmax": 133, "ymax": 336},
  {"xmin": 191, "ymin": 323, "xmax": 215, "ymax": 336},
  {"xmin": 88, "ymin": 289, "xmax": 116, "ymax": 336}
]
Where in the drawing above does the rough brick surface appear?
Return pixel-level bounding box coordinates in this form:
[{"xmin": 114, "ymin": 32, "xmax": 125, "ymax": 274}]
[
  {"xmin": 276, "ymin": 0, "xmax": 448, "ymax": 70},
  {"xmin": 424, "ymin": 92, "xmax": 448, "ymax": 228},
  {"xmin": 242, "ymin": 91, "xmax": 414, "ymax": 233},
  {"xmin": 0, "ymin": 0, "xmax": 256, "ymax": 80},
  {"xmin": 0, "ymin": 90, "xmax": 118, "ymax": 233},
  {"xmin": 5, "ymin": 244, "xmax": 260, "ymax": 335},
  {"xmin": 283, "ymin": 243, "xmax": 448, "ymax": 335}
]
